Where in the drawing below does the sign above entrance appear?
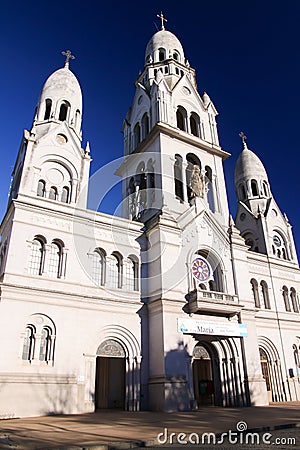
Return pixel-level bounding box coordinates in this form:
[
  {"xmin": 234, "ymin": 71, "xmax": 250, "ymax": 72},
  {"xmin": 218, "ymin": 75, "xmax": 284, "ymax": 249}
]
[
  {"xmin": 178, "ymin": 317, "xmax": 248, "ymax": 337},
  {"xmin": 191, "ymin": 257, "xmax": 211, "ymax": 282}
]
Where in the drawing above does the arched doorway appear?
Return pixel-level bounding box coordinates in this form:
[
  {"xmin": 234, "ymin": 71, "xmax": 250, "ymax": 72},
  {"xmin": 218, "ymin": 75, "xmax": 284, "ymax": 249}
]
[
  {"xmin": 192, "ymin": 344, "xmax": 221, "ymax": 406},
  {"xmin": 259, "ymin": 344, "xmax": 286, "ymax": 403},
  {"xmin": 95, "ymin": 339, "xmax": 126, "ymax": 409}
]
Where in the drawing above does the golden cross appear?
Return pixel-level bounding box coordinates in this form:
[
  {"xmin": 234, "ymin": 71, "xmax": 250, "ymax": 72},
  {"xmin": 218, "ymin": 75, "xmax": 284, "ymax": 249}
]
[
  {"xmin": 157, "ymin": 12, "xmax": 167, "ymax": 30},
  {"xmin": 61, "ymin": 50, "xmax": 75, "ymax": 68},
  {"xmin": 239, "ymin": 131, "xmax": 247, "ymax": 145}
]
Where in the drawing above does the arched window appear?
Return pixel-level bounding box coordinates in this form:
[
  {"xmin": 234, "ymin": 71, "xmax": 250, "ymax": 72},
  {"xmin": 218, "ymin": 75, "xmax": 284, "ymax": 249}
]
[
  {"xmin": 75, "ymin": 109, "xmax": 81, "ymax": 129},
  {"xmin": 44, "ymin": 99, "xmax": 52, "ymax": 120},
  {"xmin": 173, "ymin": 51, "xmax": 179, "ymax": 61},
  {"xmin": 176, "ymin": 106, "xmax": 187, "ymax": 131},
  {"xmin": 262, "ymin": 181, "xmax": 269, "ymax": 197},
  {"xmin": 238, "ymin": 183, "xmax": 246, "ymax": 201},
  {"xmin": 195, "ymin": 250, "xmax": 223, "ymax": 293},
  {"xmin": 92, "ymin": 248, "xmax": 106, "ymax": 286},
  {"xmin": 283, "ymin": 286, "xmax": 291, "ymax": 312},
  {"xmin": 205, "ymin": 165, "xmax": 215, "ymax": 212},
  {"xmin": 48, "ymin": 241, "xmax": 63, "ymax": 278},
  {"xmin": 58, "ymin": 101, "xmax": 70, "ymax": 121},
  {"xmin": 174, "ymin": 154, "xmax": 184, "ymax": 201},
  {"xmin": 261, "ymin": 280, "xmax": 270, "ymax": 309},
  {"xmin": 133, "ymin": 123, "xmax": 141, "ymax": 148},
  {"xmin": 49, "ymin": 186, "xmax": 58, "ymax": 201},
  {"xmin": 158, "ymin": 47, "xmax": 166, "ymax": 61},
  {"xmin": 107, "ymin": 253, "xmax": 122, "ymax": 289},
  {"xmin": 39, "ymin": 327, "xmax": 52, "ymax": 361},
  {"xmin": 251, "ymin": 278, "xmax": 260, "ymax": 308},
  {"xmin": 147, "ymin": 159, "xmax": 155, "ymax": 206},
  {"xmin": 61, "ymin": 186, "xmax": 69, "ymax": 203},
  {"xmin": 22, "ymin": 325, "xmax": 35, "ymax": 361},
  {"xmin": 290, "ymin": 288, "xmax": 299, "ymax": 313},
  {"xmin": 190, "ymin": 113, "xmax": 200, "ymax": 137},
  {"xmin": 186, "ymin": 153, "xmax": 202, "ymax": 204},
  {"xmin": 37, "ymin": 179, "xmax": 46, "ymax": 197},
  {"xmin": 28, "ymin": 237, "xmax": 45, "ymax": 275},
  {"xmin": 141, "ymin": 113, "xmax": 149, "ymax": 140},
  {"xmin": 251, "ymin": 179, "xmax": 259, "ymax": 197},
  {"xmin": 124, "ymin": 257, "xmax": 139, "ymax": 291}
]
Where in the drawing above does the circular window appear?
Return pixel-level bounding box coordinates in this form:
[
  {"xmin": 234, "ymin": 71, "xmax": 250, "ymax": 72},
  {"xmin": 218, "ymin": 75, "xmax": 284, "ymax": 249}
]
[{"xmin": 191, "ymin": 257, "xmax": 211, "ymax": 282}]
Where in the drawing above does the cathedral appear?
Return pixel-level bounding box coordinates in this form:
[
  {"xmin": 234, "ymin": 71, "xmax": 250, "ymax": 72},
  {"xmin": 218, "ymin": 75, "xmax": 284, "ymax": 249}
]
[{"xmin": 1, "ymin": 17, "xmax": 300, "ymax": 418}]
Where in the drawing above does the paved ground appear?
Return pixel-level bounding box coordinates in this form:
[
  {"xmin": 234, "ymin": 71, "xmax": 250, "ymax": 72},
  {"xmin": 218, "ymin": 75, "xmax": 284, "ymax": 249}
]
[{"xmin": 0, "ymin": 402, "xmax": 299, "ymax": 450}]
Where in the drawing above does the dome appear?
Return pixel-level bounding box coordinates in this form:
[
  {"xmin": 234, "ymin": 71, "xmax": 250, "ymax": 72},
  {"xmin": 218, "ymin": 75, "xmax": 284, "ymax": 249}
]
[
  {"xmin": 145, "ymin": 29, "xmax": 185, "ymax": 64},
  {"xmin": 39, "ymin": 67, "xmax": 82, "ymax": 113},
  {"xmin": 234, "ymin": 145, "xmax": 268, "ymax": 185},
  {"xmin": 36, "ymin": 66, "xmax": 83, "ymax": 132}
]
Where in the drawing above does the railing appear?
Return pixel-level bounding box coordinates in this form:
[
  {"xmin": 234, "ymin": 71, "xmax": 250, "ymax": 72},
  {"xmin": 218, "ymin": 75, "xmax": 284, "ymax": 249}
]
[{"xmin": 199, "ymin": 289, "xmax": 238, "ymax": 303}]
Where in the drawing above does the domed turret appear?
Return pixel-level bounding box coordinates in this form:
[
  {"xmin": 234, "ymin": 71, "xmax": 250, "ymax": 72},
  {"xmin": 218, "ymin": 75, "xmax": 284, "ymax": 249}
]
[
  {"xmin": 36, "ymin": 52, "xmax": 82, "ymax": 134},
  {"xmin": 234, "ymin": 134, "xmax": 271, "ymax": 202},
  {"xmin": 145, "ymin": 29, "xmax": 185, "ymax": 65}
]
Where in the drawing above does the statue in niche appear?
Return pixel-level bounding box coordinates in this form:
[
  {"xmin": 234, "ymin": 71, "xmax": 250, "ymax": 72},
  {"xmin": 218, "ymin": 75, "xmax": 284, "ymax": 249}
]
[{"xmin": 189, "ymin": 164, "xmax": 204, "ymax": 198}]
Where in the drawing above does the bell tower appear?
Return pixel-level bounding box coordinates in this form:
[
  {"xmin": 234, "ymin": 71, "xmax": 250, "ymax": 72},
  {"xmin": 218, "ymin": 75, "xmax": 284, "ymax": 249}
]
[
  {"xmin": 116, "ymin": 16, "xmax": 230, "ymax": 226},
  {"xmin": 8, "ymin": 51, "xmax": 91, "ymax": 209},
  {"xmin": 234, "ymin": 133, "xmax": 298, "ymax": 263}
]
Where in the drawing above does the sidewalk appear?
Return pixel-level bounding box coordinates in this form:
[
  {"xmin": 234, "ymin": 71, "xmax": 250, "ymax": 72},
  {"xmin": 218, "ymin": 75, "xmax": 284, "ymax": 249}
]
[{"xmin": 0, "ymin": 402, "xmax": 299, "ymax": 449}]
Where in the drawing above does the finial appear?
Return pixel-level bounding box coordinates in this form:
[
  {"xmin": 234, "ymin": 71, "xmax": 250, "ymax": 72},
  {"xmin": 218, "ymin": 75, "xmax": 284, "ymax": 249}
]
[
  {"xmin": 61, "ymin": 50, "xmax": 75, "ymax": 69},
  {"xmin": 239, "ymin": 131, "xmax": 248, "ymax": 149},
  {"xmin": 157, "ymin": 12, "xmax": 167, "ymax": 30}
]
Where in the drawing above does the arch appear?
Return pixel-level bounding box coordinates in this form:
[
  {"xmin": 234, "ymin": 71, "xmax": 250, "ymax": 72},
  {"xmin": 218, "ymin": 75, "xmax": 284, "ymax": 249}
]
[
  {"xmin": 194, "ymin": 249, "xmax": 224, "ymax": 293},
  {"xmin": 251, "ymin": 179, "xmax": 259, "ymax": 197},
  {"xmin": 22, "ymin": 314, "xmax": 56, "ymax": 364},
  {"xmin": 186, "ymin": 153, "xmax": 201, "ymax": 203},
  {"xmin": 262, "ymin": 180, "xmax": 269, "ymax": 197},
  {"xmin": 176, "ymin": 106, "xmax": 187, "ymax": 131},
  {"xmin": 238, "ymin": 183, "xmax": 246, "ymax": 201},
  {"xmin": 49, "ymin": 186, "xmax": 58, "ymax": 201},
  {"xmin": 173, "ymin": 50, "xmax": 180, "ymax": 61},
  {"xmin": 107, "ymin": 252, "xmax": 123, "ymax": 289},
  {"xmin": 258, "ymin": 337, "xmax": 286, "ymax": 402},
  {"xmin": 94, "ymin": 325, "xmax": 141, "ymax": 411},
  {"xmin": 58, "ymin": 100, "xmax": 70, "ymax": 121},
  {"xmin": 190, "ymin": 112, "xmax": 201, "ymax": 137},
  {"xmin": 44, "ymin": 99, "xmax": 52, "ymax": 120},
  {"xmin": 133, "ymin": 122, "xmax": 141, "ymax": 148},
  {"xmin": 290, "ymin": 287, "xmax": 298, "ymax": 313},
  {"xmin": 22, "ymin": 325, "xmax": 35, "ymax": 361},
  {"xmin": 75, "ymin": 109, "xmax": 81, "ymax": 129},
  {"xmin": 250, "ymin": 278, "xmax": 260, "ymax": 308},
  {"xmin": 48, "ymin": 240, "xmax": 63, "ymax": 278},
  {"xmin": 61, "ymin": 186, "xmax": 70, "ymax": 203},
  {"xmin": 28, "ymin": 236, "xmax": 46, "ymax": 276},
  {"xmin": 141, "ymin": 113, "xmax": 149, "ymax": 140},
  {"xmin": 158, "ymin": 47, "xmax": 166, "ymax": 61},
  {"xmin": 273, "ymin": 230, "xmax": 289, "ymax": 261},
  {"xmin": 92, "ymin": 248, "xmax": 106, "ymax": 286},
  {"xmin": 261, "ymin": 280, "xmax": 271, "ymax": 309},
  {"xmin": 37, "ymin": 179, "xmax": 46, "ymax": 197},
  {"xmin": 282, "ymin": 285, "xmax": 291, "ymax": 311},
  {"xmin": 205, "ymin": 165, "xmax": 215, "ymax": 212},
  {"xmin": 124, "ymin": 255, "xmax": 139, "ymax": 291},
  {"xmin": 174, "ymin": 154, "xmax": 184, "ymax": 201}
]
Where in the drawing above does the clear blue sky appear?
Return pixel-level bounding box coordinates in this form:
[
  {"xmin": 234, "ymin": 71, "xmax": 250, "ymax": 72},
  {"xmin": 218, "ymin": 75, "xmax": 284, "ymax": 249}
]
[{"xmin": 1, "ymin": 1, "xmax": 299, "ymax": 254}]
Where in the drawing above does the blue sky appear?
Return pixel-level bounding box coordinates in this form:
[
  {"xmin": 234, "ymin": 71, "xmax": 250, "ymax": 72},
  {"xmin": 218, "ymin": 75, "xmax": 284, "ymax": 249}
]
[{"xmin": 1, "ymin": 0, "xmax": 299, "ymax": 254}]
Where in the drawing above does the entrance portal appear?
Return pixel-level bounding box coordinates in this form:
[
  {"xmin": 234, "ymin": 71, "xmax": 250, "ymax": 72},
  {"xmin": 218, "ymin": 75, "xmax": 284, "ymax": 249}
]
[
  {"xmin": 193, "ymin": 345, "xmax": 216, "ymax": 406},
  {"xmin": 95, "ymin": 339, "xmax": 126, "ymax": 410}
]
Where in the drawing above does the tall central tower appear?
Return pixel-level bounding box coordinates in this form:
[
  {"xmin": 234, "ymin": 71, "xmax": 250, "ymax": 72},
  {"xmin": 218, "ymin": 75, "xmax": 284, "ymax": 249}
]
[
  {"xmin": 117, "ymin": 20, "xmax": 230, "ymax": 227},
  {"xmin": 117, "ymin": 19, "xmax": 245, "ymax": 411}
]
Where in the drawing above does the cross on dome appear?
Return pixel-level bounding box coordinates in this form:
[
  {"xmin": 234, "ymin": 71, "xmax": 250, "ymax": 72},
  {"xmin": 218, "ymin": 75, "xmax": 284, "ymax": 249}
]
[
  {"xmin": 239, "ymin": 131, "xmax": 248, "ymax": 149},
  {"xmin": 61, "ymin": 50, "xmax": 75, "ymax": 69},
  {"xmin": 157, "ymin": 12, "xmax": 167, "ymax": 30}
]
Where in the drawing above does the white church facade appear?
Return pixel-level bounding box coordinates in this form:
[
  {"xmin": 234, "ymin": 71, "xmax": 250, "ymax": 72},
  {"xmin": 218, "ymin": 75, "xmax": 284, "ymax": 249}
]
[{"xmin": 1, "ymin": 20, "xmax": 300, "ymax": 418}]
